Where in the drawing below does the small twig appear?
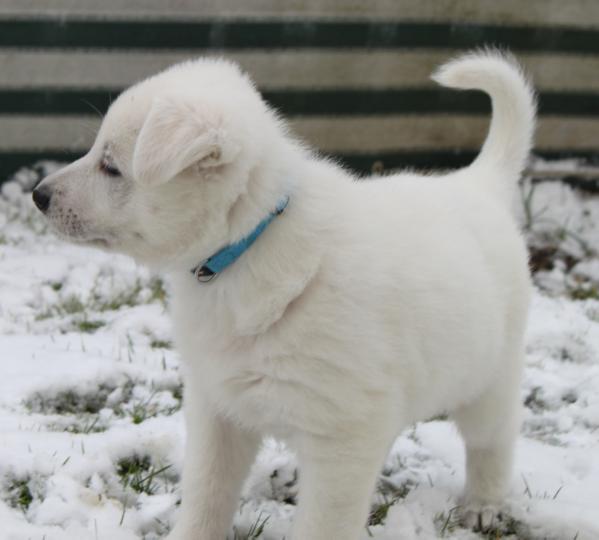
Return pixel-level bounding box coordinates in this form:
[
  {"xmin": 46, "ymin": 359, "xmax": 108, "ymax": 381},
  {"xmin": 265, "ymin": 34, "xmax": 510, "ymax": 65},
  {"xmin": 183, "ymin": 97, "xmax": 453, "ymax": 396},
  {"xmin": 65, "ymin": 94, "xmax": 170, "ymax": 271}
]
[
  {"xmin": 521, "ymin": 473, "xmax": 532, "ymax": 499},
  {"xmin": 119, "ymin": 496, "xmax": 128, "ymax": 526},
  {"xmin": 552, "ymin": 485, "xmax": 564, "ymax": 500}
]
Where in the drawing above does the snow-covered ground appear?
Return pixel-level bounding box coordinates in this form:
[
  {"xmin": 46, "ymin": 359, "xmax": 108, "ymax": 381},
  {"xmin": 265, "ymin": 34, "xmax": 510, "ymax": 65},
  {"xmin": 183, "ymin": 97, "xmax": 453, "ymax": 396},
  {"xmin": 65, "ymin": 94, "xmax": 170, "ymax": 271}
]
[{"xmin": 0, "ymin": 161, "xmax": 598, "ymax": 540}]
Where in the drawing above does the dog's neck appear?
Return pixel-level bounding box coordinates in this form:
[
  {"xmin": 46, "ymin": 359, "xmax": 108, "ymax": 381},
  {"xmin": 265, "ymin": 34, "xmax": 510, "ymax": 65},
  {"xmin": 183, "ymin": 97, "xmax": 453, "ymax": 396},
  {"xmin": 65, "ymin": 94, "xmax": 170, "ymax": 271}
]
[
  {"xmin": 189, "ymin": 196, "xmax": 290, "ymax": 282},
  {"xmin": 169, "ymin": 158, "xmax": 347, "ymax": 339}
]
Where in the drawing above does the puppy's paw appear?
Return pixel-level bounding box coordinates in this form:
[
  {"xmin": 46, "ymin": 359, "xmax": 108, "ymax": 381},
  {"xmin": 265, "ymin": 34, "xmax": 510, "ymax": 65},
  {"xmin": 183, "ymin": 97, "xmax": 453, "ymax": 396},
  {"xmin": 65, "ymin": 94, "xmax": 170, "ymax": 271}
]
[{"xmin": 458, "ymin": 503, "xmax": 499, "ymax": 532}]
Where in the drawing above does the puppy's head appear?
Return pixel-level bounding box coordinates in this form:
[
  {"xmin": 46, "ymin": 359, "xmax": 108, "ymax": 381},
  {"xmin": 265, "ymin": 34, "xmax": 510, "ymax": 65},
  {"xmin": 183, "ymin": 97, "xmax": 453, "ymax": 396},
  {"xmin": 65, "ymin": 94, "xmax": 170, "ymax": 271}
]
[{"xmin": 33, "ymin": 59, "xmax": 276, "ymax": 267}]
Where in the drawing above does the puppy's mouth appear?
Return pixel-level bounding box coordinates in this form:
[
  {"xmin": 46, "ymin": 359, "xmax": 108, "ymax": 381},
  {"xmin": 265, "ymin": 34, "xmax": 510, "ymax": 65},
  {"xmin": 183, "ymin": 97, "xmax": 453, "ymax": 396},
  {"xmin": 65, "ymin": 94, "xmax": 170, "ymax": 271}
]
[
  {"xmin": 50, "ymin": 223, "xmax": 113, "ymax": 249},
  {"xmin": 81, "ymin": 236, "xmax": 111, "ymax": 248},
  {"xmin": 58, "ymin": 232, "xmax": 111, "ymax": 248},
  {"xmin": 74, "ymin": 230, "xmax": 118, "ymax": 247}
]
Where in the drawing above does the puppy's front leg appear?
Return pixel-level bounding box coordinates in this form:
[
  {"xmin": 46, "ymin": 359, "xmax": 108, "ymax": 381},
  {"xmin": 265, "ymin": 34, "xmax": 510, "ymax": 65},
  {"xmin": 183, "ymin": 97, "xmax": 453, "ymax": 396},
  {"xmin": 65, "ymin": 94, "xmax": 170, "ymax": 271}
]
[
  {"xmin": 168, "ymin": 402, "xmax": 260, "ymax": 540},
  {"xmin": 291, "ymin": 433, "xmax": 390, "ymax": 540}
]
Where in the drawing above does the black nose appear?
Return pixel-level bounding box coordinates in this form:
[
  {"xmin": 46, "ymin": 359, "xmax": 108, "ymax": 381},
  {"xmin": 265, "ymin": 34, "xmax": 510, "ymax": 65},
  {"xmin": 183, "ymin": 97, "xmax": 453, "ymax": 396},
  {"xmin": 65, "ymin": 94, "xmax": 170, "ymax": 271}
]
[{"xmin": 32, "ymin": 185, "xmax": 52, "ymax": 213}]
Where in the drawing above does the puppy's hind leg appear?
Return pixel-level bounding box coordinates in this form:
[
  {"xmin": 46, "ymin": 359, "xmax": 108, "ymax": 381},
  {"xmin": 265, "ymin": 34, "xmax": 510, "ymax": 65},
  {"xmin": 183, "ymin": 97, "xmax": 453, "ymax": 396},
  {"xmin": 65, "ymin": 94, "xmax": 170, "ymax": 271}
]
[{"xmin": 451, "ymin": 352, "xmax": 524, "ymax": 531}]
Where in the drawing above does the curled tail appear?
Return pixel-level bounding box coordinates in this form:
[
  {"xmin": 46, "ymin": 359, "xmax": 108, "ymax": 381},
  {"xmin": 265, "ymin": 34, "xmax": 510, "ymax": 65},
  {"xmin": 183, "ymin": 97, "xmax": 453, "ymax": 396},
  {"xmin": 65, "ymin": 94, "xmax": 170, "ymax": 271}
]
[{"xmin": 432, "ymin": 50, "xmax": 536, "ymax": 201}]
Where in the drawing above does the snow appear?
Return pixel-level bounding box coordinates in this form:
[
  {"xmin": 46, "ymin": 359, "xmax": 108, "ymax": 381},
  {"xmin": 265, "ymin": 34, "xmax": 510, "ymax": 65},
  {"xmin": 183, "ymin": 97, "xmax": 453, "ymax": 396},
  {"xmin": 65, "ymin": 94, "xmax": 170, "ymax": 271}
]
[{"xmin": 1, "ymin": 162, "xmax": 598, "ymax": 539}]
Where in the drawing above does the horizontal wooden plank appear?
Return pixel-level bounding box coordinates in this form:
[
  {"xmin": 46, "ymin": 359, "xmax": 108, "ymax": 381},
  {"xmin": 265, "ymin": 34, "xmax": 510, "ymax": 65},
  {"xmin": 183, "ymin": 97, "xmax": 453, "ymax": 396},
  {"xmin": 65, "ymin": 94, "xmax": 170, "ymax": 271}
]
[
  {"xmin": 1, "ymin": 0, "xmax": 599, "ymax": 28},
  {"xmin": 2, "ymin": 88, "xmax": 599, "ymax": 117},
  {"xmin": 3, "ymin": 149, "xmax": 599, "ymax": 183},
  {"xmin": 0, "ymin": 115, "xmax": 596, "ymax": 153},
  {"xmin": 292, "ymin": 116, "xmax": 599, "ymax": 153},
  {"xmin": 3, "ymin": 50, "xmax": 599, "ymax": 93},
  {"xmin": 1, "ymin": 20, "xmax": 599, "ymax": 53},
  {"xmin": 0, "ymin": 115, "xmax": 97, "ymax": 150},
  {"xmin": 338, "ymin": 150, "xmax": 599, "ymax": 175}
]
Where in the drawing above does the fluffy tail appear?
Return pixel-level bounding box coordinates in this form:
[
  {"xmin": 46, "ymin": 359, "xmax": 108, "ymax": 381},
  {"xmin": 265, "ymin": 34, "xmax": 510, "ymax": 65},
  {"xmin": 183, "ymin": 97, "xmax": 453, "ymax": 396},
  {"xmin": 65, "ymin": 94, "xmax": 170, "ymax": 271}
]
[{"xmin": 432, "ymin": 50, "xmax": 536, "ymax": 201}]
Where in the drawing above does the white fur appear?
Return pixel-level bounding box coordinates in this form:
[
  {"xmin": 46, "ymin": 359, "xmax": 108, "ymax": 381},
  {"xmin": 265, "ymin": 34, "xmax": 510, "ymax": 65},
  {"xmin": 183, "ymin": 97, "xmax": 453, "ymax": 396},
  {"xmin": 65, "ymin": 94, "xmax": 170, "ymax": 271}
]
[{"xmin": 35, "ymin": 50, "xmax": 535, "ymax": 539}]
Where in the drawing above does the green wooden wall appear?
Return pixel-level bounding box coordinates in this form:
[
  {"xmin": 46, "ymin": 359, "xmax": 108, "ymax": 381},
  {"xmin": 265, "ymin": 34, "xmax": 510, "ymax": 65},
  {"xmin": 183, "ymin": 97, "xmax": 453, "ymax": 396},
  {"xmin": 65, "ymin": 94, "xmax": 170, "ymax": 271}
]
[{"xmin": 1, "ymin": 0, "xmax": 599, "ymax": 180}]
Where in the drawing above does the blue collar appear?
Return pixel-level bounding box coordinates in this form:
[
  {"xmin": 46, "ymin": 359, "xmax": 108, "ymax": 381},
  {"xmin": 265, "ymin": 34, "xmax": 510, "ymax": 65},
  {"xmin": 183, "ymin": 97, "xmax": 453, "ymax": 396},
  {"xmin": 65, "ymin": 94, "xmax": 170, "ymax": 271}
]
[{"xmin": 191, "ymin": 197, "xmax": 289, "ymax": 282}]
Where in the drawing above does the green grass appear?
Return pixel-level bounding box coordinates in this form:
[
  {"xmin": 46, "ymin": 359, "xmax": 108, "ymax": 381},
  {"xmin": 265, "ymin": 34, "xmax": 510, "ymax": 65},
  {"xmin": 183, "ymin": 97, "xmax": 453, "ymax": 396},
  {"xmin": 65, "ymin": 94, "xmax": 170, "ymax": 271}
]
[
  {"xmin": 75, "ymin": 319, "xmax": 105, "ymax": 333},
  {"xmin": 368, "ymin": 494, "xmax": 400, "ymax": 528},
  {"xmin": 232, "ymin": 513, "xmax": 270, "ymax": 540},
  {"xmin": 569, "ymin": 284, "xmax": 599, "ymax": 301},
  {"xmin": 524, "ymin": 386, "xmax": 548, "ymax": 413},
  {"xmin": 33, "ymin": 294, "xmax": 85, "ymax": 321},
  {"xmin": 25, "ymin": 381, "xmax": 133, "ymax": 415},
  {"xmin": 171, "ymin": 383, "xmax": 183, "ymax": 402},
  {"xmin": 116, "ymin": 455, "xmax": 172, "ymax": 496},
  {"xmin": 481, "ymin": 515, "xmax": 523, "ymax": 538},
  {"xmin": 93, "ymin": 277, "xmax": 167, "ymax": 312},
  {"xmin": 27, "ymin": 388, "xmax": 107, "ymax": 415},
  {"xmin": 6, "ymin": 478, "xmax": 33, "ymax": 511},
  {"xmin": 434, "ymin": 507, "xmax": 533, "ymax": 539},
  {"xmin": 34, "ymin": 308, "xmax": 53, "ymax": 321},
  {"xmin": 435, "ymin": 507, "xmax": 461, "ymax": 537},
  {"xmin": 480, "ymin": 514, "xmax": 533, "ymax": 539},
  {"xmin": 62, "ymin": 296, "xmax": 86, "ymax": 314},
  {"xmin": 64, "ymin": 415, "xmax": 106, "ymax": 434},
  {"xmin": 117, "ymin": 454, "xmax": 151, "ymax": 493},
  {"xmin": 127, "ymin": 389, "xmax": 181, "ymax": 425},
  {"xmin": 33, "ymin": 276, "xmax": 168, "ymax": 328},
  {"xmin": 25, "ymin": 378, "xmax": 182, "ymax": 427},
  {"xmin": 150, "ymin": 339, "xmax": 172, "ymax": 349},
  {"xmin": 43, "ymin": 415, "xmax": 107, "ymax": 434},
  {"xmin": 365, "ymin": 478, "xmax": 414, "ymax": 534},
  {"xmin": 148, "ymin": 277, "xmax": 168, "ymax": 305},
  {"xmin": 130, "ymin": 393, "xmax": 158, "ymax": 425},
  {"xmin": 94, "ymin": 282, "xmax": 143, "ymax": 312}
]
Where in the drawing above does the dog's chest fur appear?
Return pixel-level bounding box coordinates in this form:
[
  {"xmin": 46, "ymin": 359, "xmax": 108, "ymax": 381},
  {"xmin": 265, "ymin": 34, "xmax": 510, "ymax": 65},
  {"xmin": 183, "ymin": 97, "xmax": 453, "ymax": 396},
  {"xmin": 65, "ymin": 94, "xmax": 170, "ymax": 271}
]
[{"xmin": 168, "ymin": 271, "xmax": 388, "ymax": 436}]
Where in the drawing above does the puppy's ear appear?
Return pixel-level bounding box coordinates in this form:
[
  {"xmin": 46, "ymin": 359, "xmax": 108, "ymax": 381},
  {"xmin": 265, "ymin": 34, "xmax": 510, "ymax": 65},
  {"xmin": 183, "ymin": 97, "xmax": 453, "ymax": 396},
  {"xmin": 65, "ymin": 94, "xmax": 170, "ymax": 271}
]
[{"xmin": 132, "ymin": 97, "xmax": 239, "ymax": 185}]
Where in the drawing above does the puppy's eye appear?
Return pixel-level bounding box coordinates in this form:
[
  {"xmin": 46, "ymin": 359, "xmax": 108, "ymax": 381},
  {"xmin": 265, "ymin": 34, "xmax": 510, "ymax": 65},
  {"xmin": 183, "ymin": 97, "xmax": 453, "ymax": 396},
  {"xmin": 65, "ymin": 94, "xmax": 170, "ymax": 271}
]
[{"xmin": 100, "ymin": 159, "xmax": 121, "ymax": 177}]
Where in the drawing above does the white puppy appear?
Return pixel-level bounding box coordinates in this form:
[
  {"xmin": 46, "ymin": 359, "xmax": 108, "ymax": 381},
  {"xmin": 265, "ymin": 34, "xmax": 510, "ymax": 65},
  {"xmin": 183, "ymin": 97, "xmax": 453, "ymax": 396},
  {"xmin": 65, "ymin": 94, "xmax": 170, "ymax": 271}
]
[{"xmin": 33, "ymin": 50, "xmax": 535, "ymax": 539}]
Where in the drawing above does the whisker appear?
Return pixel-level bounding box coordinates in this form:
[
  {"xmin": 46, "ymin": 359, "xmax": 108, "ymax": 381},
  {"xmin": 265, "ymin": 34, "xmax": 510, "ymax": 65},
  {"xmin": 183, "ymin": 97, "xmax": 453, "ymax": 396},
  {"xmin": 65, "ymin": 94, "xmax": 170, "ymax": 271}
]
[
  {"xmin": 79, "ymin": 98, "xmax": 105, "ymax": 119},
  {"xmin": 75, "ymin": 118, "xmax": 101, "ymax": 138}
]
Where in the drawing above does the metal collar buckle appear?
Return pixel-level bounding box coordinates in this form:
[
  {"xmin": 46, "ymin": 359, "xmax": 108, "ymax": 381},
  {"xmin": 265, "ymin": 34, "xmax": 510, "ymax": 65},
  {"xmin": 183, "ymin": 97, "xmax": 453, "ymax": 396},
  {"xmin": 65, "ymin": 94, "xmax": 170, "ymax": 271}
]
[{"xmin": 194, "ymin": 266, "xmax": 217, "ymax": 283}]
